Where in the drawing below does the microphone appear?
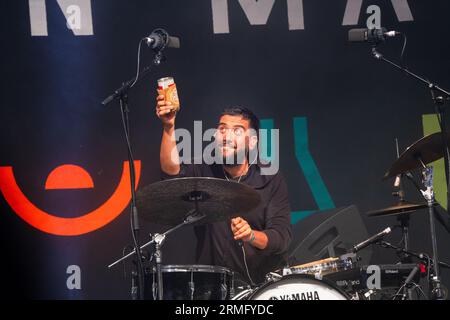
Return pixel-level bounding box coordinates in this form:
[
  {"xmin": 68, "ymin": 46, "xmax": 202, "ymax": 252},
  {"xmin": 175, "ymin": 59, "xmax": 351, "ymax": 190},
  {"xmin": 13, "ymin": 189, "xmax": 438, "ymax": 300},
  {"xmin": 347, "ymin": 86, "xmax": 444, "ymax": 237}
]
[
  {"xmin": 348, "ymin": 27, "xmax": 401, "ymax": 44},
  {"xmin": 351, "ymin": 227, "xmax": 392, "ymax": 253},
  {"xmin": 404, "ymin": 265, "xmax": 419, "ymax": 287},
  {"xmin": 144, "ymin": 28, "xmax": 180, "ymax": 51}
]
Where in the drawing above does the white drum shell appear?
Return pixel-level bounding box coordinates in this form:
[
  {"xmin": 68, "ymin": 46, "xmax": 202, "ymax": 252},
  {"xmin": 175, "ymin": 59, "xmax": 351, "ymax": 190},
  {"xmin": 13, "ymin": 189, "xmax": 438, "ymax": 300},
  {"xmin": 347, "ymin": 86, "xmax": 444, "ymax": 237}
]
[{"xmin": 247, "ymin": 275, "xmax": 349, "ymax": 300}]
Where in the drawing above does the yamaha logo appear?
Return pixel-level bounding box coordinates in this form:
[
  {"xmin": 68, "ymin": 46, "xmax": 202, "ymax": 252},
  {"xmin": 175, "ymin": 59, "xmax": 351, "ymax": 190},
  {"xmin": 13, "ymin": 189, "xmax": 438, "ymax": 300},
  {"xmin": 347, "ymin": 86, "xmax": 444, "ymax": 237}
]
[{"xmin": 269, "ymin": 290, "xmax": 321, "ymax": 300}]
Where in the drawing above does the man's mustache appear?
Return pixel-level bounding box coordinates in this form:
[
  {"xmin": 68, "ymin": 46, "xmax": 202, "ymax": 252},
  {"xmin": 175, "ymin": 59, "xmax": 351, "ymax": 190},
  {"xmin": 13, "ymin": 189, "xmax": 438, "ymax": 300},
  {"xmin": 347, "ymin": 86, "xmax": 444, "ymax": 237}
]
[{"xmin": 217, "ymin": 141, "xmax": 236, "ymax": 149}]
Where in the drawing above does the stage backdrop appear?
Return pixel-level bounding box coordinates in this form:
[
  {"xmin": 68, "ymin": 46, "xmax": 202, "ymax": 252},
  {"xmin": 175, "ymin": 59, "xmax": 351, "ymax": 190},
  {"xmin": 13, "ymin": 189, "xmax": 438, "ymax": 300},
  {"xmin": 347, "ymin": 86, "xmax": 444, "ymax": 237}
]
[{"xmin": 1, "ymin": 0, "xmax": 450, "ymax": 299}]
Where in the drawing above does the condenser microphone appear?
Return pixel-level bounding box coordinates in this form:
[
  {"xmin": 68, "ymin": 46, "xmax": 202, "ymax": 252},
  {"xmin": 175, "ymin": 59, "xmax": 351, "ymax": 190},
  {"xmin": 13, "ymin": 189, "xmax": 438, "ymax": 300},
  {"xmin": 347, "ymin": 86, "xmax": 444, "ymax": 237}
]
[
  {"xmin": 145, "ymin": 28, "xmax": 180, "ymax": 51},
  {"xmin": 352, "ymin": 227, "xmax": 392, "ymax": 253},
  {"xmin": 348, "ymin": 27, "xmax": 401, "ymax": 44}
]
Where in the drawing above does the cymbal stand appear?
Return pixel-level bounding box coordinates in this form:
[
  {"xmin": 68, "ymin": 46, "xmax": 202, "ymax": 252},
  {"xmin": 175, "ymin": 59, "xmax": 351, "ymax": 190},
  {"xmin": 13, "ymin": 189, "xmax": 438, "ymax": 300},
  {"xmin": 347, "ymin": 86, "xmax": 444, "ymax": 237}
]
[
  {"xmin": 392, "ymin": 138, "xmax": 411, "ymax": 262},
  {"xmin": 108, "ymin": 209, "xmax": 205, "ymax": 300},
  {"xmin": 419, "ymin": 161, "xmax": 445, "ymax": 299}
]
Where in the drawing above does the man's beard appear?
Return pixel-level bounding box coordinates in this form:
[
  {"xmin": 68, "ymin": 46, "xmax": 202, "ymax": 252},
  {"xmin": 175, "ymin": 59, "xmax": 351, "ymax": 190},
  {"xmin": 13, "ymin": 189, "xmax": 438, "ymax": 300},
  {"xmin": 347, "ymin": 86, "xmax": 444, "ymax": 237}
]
[{"xmin": 221, "ymin": 146, "xmax": 248, "ymax": 167}]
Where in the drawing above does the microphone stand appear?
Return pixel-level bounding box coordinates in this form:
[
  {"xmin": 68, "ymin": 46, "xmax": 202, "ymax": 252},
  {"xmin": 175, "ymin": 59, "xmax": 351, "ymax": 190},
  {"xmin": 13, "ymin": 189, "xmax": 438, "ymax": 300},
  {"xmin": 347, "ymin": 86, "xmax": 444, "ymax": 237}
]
[
  {"xmin": 378, "ymin": 240, "xmax": 450, "ymax": 300},
  {"xmin": 378, "ymin": 240, "xmax": 450, "ymax": 270},
  {"xmin": 371, "ymin": 47, "xmax": 450, "ymax": 300},
  {"xmin": 371, "ymin": 47, "xmax": 450, "ymax": 211},
  {"xmin": 102, "ymin": 52, "xmax": 165, "ymax": 106},
  {"xmin": 102, "ymin": 51, "xmax": 165, "ymax": 300}
]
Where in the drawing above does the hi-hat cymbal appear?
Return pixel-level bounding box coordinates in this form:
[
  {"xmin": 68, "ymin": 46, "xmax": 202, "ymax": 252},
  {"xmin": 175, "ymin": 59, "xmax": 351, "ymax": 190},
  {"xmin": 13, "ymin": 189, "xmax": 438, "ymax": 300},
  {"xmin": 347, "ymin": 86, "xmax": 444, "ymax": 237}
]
[
  {"xmin": 366, "ymin": 201, "xmax": 429, "ymax": 218},
  {"xmin": 136, "ymin": 177, "xmax": 261, "ymax": 226},
  {"xmin": 384, "ymin": 132, "xmax": 450, "ymax": 179}
]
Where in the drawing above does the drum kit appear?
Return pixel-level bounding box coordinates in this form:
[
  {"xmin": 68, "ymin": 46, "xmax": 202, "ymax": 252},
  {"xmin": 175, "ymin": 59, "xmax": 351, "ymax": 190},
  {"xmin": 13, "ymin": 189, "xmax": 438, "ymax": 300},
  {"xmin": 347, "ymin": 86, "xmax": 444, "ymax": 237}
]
[{"xmin": 107, "ymin": 132, "xmax": 450, "ymax": 300}]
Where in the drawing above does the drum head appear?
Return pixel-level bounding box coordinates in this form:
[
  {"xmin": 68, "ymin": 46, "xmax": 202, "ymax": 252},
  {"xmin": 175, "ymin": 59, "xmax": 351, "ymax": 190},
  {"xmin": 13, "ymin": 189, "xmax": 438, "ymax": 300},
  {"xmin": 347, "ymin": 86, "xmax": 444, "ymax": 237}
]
[{"xmin": 248, "ymin": 274, "xmax": 350, "ymax": 300}]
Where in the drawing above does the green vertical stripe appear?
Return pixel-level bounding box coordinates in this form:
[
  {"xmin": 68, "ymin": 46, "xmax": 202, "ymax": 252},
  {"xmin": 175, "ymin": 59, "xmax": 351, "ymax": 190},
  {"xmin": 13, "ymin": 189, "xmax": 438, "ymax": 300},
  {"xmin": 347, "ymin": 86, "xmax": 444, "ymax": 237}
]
[
  {"xmin": 422, "ymin": 114, "xmax": 447, "ymax": 209},
  {"xmin": 260, "ymin": 117, "xmax": 335, "ymax": 224},
  {"xmin": 293, "ymin": 117, "xmax": 335, "ymax": 211},
  {"xmin": 290, "ymin": 210, "xmax": 316, "ymax": 225}
]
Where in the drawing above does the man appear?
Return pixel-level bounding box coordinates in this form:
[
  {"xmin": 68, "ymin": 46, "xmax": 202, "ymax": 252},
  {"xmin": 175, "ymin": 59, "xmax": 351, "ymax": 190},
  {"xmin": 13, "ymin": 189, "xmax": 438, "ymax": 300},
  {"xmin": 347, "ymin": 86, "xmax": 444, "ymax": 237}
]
[{"xmin": 155, "ymin": 94, "xmax": 292, "ymax": 285}]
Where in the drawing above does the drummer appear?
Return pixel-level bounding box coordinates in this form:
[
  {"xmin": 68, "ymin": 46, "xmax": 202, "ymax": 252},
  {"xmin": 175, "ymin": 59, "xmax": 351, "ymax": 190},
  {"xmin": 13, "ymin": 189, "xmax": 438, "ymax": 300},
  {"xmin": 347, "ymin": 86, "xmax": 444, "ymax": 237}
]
[{"xmin": 155, "ymin": 95, "xmax": 292, "ymax": 285}]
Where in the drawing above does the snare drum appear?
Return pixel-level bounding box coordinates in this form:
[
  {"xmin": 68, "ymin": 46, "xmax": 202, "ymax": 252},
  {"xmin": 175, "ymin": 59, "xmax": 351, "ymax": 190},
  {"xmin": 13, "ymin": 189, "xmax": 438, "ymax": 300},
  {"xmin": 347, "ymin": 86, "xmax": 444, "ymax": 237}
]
[
  {"xmin": 238, "ymin": 274, "xmax": 350, "ymax": 300},
  {"xmin": 285, "ymin": 257, "xmax": 354, "ymax": 276},
  {"xmin": 145, "ymin": 265, "xmax": 234, "ymax": 300}
]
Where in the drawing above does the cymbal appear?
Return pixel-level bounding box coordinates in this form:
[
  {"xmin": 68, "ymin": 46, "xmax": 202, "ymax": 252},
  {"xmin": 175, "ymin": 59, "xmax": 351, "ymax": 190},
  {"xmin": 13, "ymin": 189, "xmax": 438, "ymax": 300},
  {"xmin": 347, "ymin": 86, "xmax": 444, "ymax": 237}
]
[
  {"xmin": 366, "ymin": 201, "xmax": 428, "ymax": 218},
  {"xmin": 384, "ymin": 132, "xmax": 450, "ymax": 179},
  {"xmin": 136, "ymin": 177, "xmax": 261, "ymax": 226}
]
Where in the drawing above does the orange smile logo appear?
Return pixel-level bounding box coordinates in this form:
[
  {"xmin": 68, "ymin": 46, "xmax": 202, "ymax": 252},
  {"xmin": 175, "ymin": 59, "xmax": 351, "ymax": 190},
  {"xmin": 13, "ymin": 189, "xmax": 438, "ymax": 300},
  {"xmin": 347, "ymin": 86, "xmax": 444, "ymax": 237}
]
[{"xmin": 0, "ymin": 161, "xmax": 141, "ymax": 236}]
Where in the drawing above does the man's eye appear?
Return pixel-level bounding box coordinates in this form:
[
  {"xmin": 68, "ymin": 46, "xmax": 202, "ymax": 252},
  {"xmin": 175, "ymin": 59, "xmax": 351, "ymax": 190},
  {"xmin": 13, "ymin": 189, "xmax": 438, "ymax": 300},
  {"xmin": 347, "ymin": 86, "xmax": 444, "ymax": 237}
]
[{"xmin": 234, "ymin": 128, "xmax": 244, "ymax": 136}]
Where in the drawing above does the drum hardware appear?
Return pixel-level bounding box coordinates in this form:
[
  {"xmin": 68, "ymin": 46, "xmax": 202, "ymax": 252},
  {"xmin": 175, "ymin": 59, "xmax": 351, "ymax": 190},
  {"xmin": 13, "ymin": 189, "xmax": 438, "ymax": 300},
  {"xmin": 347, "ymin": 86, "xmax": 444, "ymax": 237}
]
[
  {"xmin": 366, "ymin": 200, "xmax": 438, "ymax": 264},
  {"xmin": 229, "ymin": 274, "xmax": 236, "ymax": 298},
  {"xmin": 377, "ymin": 240, "xmax": 450, "ymax": 300},
  {"xmin": 231, "ymin": 288, "xmax": 255, "ymax": 300},
  {"xmin": 371, "ymin": 131, "xmax": 450, "ymax": 299},
  {"xmin": 265, "ymin": 272, "xmax": 283, "ymax": 282},
  {"xmin": 393, "ymin": 138, "xmax": 413, "ymax": 263},
  {"xmin": 377, "ymin": 240, "xmax": 450, "ymax": 270},
  {"xmin": 407, "ymin": 162, "xmax": 443, "ymax": 298},
  {"xmin": 108, "ymin": 177, "xmax": 261, "ymax": 300},
  {"xmin": 367, "ymin": 197, "xmax": 423, "ymax": 263},
  {"xmin": 220, "ymin": 273, "xmax": 228, "ymax": 300},
  {"xmin": 102, "ymin": 31, "xmax": 180, "ymax": 299},
  {"xmin": 189, "ymin": 271, "xmax": 195, "ymax": 300},
  {"xmin": 282, "ymin": 220, "xmax": 432, "ymax": 300},
  {"xmin": 369, "ymin": 41, "xmax": 450, "ymax": 297},
  {"xmin": 110, "ymin": 209, "xmax": 204, "ymax": 299},
  {"xmin": 325, "ymin": 263, "xmax": 424, "ymax": 300},
  {"xmin": 369, "ymin": 40, "xmax": 450, "ymax": 210},
  {"xmin": 231, "ymin": 279, "xmax": 255, "ymax": 299}
]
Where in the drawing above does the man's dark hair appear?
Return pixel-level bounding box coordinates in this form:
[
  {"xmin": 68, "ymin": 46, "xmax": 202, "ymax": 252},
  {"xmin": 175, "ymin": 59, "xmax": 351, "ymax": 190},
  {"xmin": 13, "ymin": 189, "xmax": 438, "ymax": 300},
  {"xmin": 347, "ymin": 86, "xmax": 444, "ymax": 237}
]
[{"xmin": 220, "ymin": 106, "xmax": 260, "ymax": 133}]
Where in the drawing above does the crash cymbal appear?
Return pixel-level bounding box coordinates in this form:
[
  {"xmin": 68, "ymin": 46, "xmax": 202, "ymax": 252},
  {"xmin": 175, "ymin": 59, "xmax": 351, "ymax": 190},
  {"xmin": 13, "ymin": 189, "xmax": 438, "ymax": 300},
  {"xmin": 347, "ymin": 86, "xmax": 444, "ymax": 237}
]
[
  {"xmin": 367, "ymin": 201, "xmax": 429, "ymax": 217},
  {"xmin": 384, "ymin": 131, "xmax": 450, "ymax": 179},
  {"xmin": 136, "ymin": 177, "xmax": 261, "ymax": 226}
]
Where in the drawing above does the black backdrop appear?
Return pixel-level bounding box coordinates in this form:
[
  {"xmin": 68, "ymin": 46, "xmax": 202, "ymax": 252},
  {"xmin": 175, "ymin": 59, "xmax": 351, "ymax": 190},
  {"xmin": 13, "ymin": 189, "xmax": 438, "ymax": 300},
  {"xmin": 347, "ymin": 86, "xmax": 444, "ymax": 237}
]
[{"xmin": 1, "ymin": 0, "xmax": 450, "ymax": 299}]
